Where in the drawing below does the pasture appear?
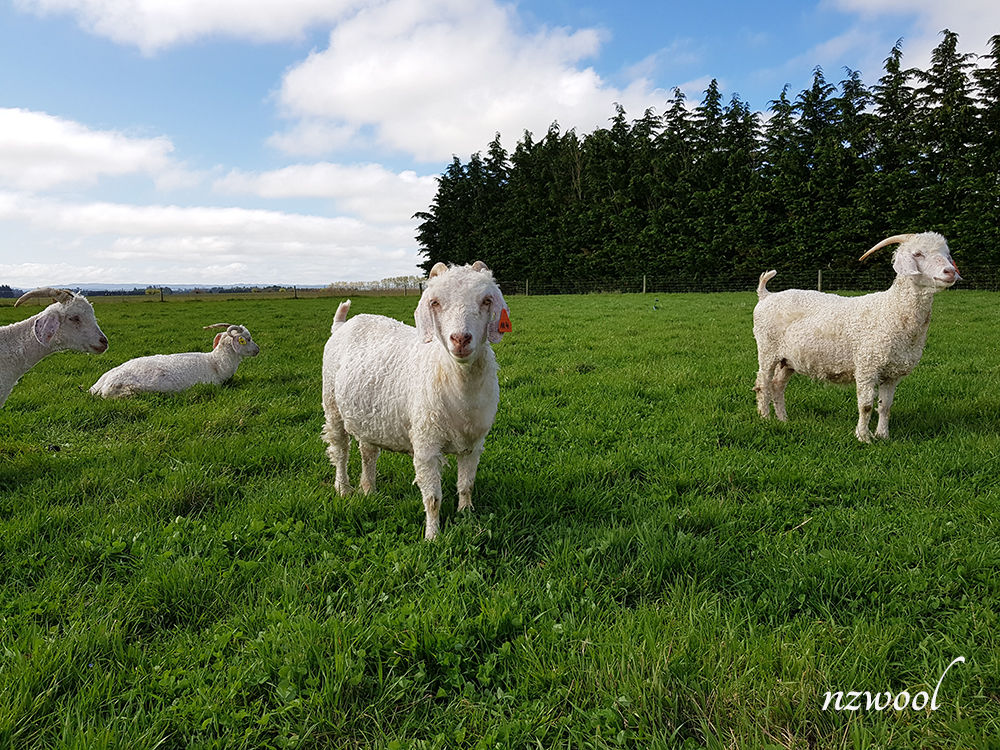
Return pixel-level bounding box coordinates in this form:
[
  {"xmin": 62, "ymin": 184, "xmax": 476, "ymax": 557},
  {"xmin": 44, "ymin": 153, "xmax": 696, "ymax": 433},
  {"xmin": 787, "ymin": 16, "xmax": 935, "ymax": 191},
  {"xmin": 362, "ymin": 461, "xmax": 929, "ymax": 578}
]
[{"xmin": 1, "ymin": 290, "xmax": 998, "ymax": 749}]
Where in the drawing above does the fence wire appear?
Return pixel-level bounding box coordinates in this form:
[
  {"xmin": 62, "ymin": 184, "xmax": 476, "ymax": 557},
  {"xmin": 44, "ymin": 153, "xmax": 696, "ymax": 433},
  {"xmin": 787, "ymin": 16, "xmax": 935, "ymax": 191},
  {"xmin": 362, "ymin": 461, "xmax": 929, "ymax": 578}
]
[
  {"xmin": 4, "ymin": 266, "xmax": 994, "ymax": 306},
  {"xmin": 495, "ymin": 265, "xmax": 1000, "ymax": 296}
]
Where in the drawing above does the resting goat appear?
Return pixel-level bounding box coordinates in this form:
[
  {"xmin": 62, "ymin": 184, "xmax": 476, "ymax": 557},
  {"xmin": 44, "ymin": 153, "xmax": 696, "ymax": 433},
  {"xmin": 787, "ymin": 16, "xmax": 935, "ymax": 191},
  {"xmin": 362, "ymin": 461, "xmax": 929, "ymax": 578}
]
[
  {"xmin": 321, "ymin": 261, "xmax": 510, "ymax": 540},
  {"xmin": 90, "ymin": 324, "xmax": 259, "ymax": 398},
  {"xmin": 1, "ymin": 287, "xmax": 108, "ymax": 407},
  {"xmin": 753, "ymin": 232, "xmax": 959, "ymax": 442}
]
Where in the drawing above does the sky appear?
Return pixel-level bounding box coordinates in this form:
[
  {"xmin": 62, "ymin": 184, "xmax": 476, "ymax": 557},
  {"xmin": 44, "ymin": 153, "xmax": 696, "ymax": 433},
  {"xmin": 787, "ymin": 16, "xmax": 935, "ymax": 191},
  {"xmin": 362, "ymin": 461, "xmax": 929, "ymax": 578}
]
[{"xmin": 1, "ymin": 0, "xmax": 998, "ymax": 287}]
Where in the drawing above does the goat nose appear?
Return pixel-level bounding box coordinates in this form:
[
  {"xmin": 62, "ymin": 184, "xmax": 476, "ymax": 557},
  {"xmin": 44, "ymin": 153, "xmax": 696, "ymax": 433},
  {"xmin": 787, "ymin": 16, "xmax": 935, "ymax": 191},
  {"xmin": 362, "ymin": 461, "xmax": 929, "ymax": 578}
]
[{"xmin": 450, "ymin": 332, "xmax": 472, "ymax": 348}]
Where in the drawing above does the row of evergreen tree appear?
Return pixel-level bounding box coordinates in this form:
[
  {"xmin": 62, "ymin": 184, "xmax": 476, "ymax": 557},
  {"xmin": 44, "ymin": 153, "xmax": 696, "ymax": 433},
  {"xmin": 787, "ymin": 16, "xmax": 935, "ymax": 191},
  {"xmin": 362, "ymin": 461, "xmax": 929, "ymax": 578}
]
[{"xmin": 415, "ymin": 31, "xmax": 1000, "ymax": 290}]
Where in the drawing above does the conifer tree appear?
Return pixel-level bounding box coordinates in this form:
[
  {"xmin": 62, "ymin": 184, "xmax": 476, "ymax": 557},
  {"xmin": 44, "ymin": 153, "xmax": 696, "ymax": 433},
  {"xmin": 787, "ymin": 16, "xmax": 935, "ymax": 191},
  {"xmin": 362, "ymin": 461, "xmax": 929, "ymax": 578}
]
[
  {"xmin": 914, "ymin": 30, "xmax": 978, "ymax": 232},
  {"xmin": 416, "ymin": 33, "xmax": 991, "ymax": 288}
]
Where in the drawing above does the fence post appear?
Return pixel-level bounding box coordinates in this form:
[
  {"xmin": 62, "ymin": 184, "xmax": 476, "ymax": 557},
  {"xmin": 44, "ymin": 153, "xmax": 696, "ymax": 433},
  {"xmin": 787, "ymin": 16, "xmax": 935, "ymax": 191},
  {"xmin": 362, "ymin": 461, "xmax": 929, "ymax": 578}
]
[
  {"xmin": 159, "ymin": 288, "xmax": 164, "ymax": 303},
  {"xmin": 525, "ymin": 280, "xmax": 529, "ymax": 296},
  {"xmin": 817, "ymin": 269, "xmax": 822, "ymax": 292},
  {"xmin": 642, "ymin": 274, "xmax": 647, "ymax": 294}
]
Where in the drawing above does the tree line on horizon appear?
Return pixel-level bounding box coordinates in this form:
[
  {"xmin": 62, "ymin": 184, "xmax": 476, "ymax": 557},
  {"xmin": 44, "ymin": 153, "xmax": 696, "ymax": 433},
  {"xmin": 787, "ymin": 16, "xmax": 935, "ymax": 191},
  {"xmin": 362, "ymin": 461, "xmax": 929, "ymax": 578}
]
[{"xmin": 415, "ymin": 31, "xmax": 1000, "ymax": 291}]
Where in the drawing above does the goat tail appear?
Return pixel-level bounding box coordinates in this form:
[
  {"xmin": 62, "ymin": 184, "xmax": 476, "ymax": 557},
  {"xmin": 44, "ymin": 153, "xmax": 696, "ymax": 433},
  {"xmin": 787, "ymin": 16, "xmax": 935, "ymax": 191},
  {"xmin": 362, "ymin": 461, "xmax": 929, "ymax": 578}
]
[
  {"xmin": 757, "ymin": 270, "xmax": 777, "ymax": 299},
  {"xmin": 331, "ymin": 300, "xmax": 351, "ymax": 332}
]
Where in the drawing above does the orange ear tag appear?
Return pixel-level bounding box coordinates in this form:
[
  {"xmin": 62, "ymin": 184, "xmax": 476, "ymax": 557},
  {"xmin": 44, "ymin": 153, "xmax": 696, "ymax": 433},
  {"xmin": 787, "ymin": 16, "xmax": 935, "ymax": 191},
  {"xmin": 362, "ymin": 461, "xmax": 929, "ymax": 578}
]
[{"xmin": 498, "ymin": 308, "xmax": 512, "ymax": 333}]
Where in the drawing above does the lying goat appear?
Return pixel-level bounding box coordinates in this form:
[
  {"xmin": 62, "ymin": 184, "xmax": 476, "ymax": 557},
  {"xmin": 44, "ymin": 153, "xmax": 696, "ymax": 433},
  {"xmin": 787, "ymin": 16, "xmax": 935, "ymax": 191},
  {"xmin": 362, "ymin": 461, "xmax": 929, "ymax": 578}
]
[{"xmin": 90, "ymin": 324, "xmax": 259, "ymax": 398}]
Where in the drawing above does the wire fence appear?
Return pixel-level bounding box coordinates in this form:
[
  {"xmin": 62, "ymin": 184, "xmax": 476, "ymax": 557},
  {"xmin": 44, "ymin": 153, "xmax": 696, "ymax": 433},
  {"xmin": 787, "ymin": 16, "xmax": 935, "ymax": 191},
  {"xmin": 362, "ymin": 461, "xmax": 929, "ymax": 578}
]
[
  {"xmin": 495, "ymin": 265, "xmax": 1000, "ymax": 296},
  {"xmin": 3, "ymin": 266, "xmax": 996, "ymax": 306}
]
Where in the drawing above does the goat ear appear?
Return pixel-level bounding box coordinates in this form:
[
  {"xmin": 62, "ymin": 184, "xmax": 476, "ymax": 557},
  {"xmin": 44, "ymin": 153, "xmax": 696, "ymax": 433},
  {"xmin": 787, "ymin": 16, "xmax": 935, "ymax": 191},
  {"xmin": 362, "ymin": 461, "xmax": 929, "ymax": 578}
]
[
  {"xmin": 487, "ymin": 292, "xmax": 510, "ymax": 344},
  {"xmin": 893, "ymin": 250, "xmax": 921, "ymax": 276},
  {"xmin": 472, "ymin": 260, "xmax": 489, "ymax": 272},
  {"xmin": 212, "ymin": 333, "xmax": 224, "ymax": 350},
  {"xmin": 429, "ymin": 262, "xmax": 448, "ymax": 279},
  {"xmin": 33, "ymin": 313, "xmax": 60, "ymax": 345},
  {"xmin": 415, "ymin": 295, "xmax": 435, "ymax": 343}
]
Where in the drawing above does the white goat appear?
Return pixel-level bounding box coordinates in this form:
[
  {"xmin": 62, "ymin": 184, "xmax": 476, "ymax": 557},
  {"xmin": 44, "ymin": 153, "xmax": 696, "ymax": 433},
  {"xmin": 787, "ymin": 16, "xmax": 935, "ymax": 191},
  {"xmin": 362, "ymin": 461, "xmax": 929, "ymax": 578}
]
[
  {"xmin": 322, "ymin": 261, "xmax": 510, "ymax": 540},
  {"xmin": 753, "ymin": 232, "xmax": 960, "ymax": 442},
  {"xmin": 0, "ymin": 287, "xmax": 108, "ymax": 407},
  {"xmin": 90, "ymin": 324, "xmax": 259, "ymax": 398}
]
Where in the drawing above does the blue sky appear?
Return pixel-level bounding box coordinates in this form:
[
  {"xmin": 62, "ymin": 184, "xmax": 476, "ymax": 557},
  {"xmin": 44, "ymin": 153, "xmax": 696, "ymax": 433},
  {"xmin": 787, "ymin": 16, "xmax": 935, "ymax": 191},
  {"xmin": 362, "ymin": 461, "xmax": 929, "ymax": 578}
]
[{"xmin": 1, "ymin": 0, "xmax": 997, "ymax": 287}]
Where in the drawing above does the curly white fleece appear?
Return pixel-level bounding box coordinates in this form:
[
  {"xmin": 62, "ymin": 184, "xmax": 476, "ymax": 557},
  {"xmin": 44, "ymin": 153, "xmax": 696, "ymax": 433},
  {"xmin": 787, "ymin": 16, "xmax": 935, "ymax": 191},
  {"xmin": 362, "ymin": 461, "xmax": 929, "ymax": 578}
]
[
  {"xmin": 321, "ymin": 262, "xmax": 509, "ymax": 540},
  {"xmin": 753, "ymin": 232, "xmax": 959, "ymax": 442},
  {"xmin": 0, "ymin": 291, "xmax": 108, "ymax": 406},
  {"xmin": 90, "ymin": 324, "xmax": 259, "ymax": 398}
]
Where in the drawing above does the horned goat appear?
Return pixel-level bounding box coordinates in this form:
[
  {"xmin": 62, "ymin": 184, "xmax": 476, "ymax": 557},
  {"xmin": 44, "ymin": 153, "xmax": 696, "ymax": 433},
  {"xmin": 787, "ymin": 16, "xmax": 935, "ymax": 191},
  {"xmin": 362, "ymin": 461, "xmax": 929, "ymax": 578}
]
[
  {"xmin": 0, "ymin": 287, "xmax": 108, "ymax": 407},
  {"xmin": 90, "ymin": 324, "xmax": 259, "ymax": 398},
  {"xmin": 753, "ymin": 232, "xmax": 960, "ymax": 442},
  {"xmin": 321, "ymin": 261, "xmax": 510, "ymax": 540}
]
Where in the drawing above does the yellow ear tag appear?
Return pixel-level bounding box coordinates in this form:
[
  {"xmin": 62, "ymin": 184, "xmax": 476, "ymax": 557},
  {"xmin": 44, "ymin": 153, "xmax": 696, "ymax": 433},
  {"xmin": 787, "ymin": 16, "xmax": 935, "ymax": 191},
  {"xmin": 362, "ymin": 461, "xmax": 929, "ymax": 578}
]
[
  {"xmin": 498, "ymin": 308, "xmax": 512, "ymax": 333},
  {"xmin": 238, "ymin": 336, "xmax": 247, "ymax": 345}
]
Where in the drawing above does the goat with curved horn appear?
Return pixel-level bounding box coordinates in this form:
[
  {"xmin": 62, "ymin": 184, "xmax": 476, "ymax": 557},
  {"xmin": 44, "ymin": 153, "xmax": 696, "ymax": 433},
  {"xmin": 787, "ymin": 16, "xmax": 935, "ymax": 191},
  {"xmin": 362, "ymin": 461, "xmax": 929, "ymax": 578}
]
[
  {"xmin": 14, "ymin": 287, "xmax": 75, "ymax": 307},
  {"xmin": 90, "ymin": 324, "xmax": 258, "ymax": 398},
  {"xmin": 858, "ymin": 233, "xmax": 917, "ymax": 262},
  {"xmin": 753, "ymin": 232, "xmax": 960, "ymax": 442},
  {"xmin": 1, "ymin": 287, "xmax": 108, "ymax": 406}
]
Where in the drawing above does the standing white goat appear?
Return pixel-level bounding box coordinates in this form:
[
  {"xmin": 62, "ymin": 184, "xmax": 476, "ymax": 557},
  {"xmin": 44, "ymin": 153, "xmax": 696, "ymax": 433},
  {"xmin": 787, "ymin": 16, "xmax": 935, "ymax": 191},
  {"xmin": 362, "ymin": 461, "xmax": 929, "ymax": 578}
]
[
  {"xmin": 90, "ymin": 324, "xmax": 259, "ymax": 398},
  {"xmin": 322, "ymin": 261, "xmax": 510, "ymax": 540},
  {"xmin": 753, "ymin": 232, "xmax": 960, "ymax": 442},
  {"xmin": 1, "ymin": 287, "xmax": 108, "ymax": 407}
]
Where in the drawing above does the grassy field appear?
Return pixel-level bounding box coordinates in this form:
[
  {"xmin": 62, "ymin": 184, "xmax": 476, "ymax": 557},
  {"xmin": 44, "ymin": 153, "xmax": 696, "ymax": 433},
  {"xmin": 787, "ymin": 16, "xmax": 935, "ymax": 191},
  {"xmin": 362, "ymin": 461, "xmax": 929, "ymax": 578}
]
[{"xmin": 1, "ymin": 290, "xmax": 998, "ymax": 749}]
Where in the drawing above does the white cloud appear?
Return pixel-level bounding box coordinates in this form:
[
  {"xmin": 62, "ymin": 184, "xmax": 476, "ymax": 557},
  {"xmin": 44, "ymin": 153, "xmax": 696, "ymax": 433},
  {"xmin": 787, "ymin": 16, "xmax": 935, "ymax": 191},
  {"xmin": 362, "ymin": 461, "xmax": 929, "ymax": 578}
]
[
  {"xmin": 749, "ymin": 1, "xmax": 1000, "ymax": 111},
  {"xmin": 623, "ymin": 39, "xmax": 703, "ymax": 84},
  {"xmin": 0, "ymin": 261, "xmax": 119, "ymax": 285},
  {"xmin": 822, "ymin": 0, "xmax": 1000, "ymax": 70},
  {"xmin": 0, "ymin": 107, "xmax": 427, "ymax": 285},
  {"xmin": 266, "ymin": 121, "xmax": 362, "ymax": 156},
  {"xmin": 272, "ymin": 0, "xmax": 666, "ymax": 161},
  {"xmin": 0, "ymin": 108, "xmax": 177, "ymax": 191},
  {"xmin": 0, "ymin": 193, "xmax": 412, "ymax": 245},
  {"xmin": 830, "ymin": 0, "xmax": 1000, "ymax": 29},
  {"xmin": 14, "ymin": 0, "xmax": 671, "ymax": 162},
  {"xmin": 14, "ymin": 0, "xmax": 362, "ymax": 54},
  {"xmin": 214, "ymin": 163, "xmax": 438, "ymax": 224},
  {"xmin": 0, "ymin": 192, "xmax": 423, "ymax": 285}
]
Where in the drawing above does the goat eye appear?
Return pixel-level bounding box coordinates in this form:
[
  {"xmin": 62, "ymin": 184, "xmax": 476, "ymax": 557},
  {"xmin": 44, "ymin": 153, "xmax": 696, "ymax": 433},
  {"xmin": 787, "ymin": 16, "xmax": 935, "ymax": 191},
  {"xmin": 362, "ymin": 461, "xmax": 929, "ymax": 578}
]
[
  {"xmin": 69, "ymin": 315, "xmax": 81, "ymax": 323},
  {"xmin": 238, "ymin": 337, "xmax": 247, "ymax": 345},
  {"xmin": 482, "ymin": 298, "xmax": 492, "ymax": 307},
  {"xmin": 430, "ymin": 299, "xmax": 441, "ymax": 308},
  {"xmin": 913, "ymin": 252, "xmax": 924, "ymax": 259}
]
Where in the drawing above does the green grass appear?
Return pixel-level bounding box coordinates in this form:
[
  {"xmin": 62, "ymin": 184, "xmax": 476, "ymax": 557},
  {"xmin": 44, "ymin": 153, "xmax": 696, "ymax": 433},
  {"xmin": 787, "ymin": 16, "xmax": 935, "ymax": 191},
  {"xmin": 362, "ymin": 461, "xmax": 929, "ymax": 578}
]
[{"xmin": 1, "ymin": 291, "xmax": 999, "ymax": 749}]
